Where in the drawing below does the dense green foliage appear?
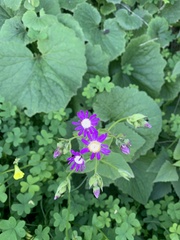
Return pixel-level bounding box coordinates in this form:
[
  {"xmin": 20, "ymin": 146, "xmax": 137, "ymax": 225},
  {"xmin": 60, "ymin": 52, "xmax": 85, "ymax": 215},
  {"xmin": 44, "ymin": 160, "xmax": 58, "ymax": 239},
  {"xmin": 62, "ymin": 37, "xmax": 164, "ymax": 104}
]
[{"xmin": 0, "ymin": 0, "xmax": 180, "ymax": 239}]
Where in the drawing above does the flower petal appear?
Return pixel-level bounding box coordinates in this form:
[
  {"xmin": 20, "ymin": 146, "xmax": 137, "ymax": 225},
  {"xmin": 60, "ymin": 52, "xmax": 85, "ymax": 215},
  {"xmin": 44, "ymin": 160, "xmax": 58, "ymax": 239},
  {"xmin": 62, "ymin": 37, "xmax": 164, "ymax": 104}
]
[
  {"xmin": 81, "ymin": 138, "xmax": 89, "ymax": 146},
  {"xmin": 101, "ymin": 144, "xmax": 109, "ymax": 149},
  {"xmin": 78, "ymin": 129, "xmax": 84, "ymax": 136},
  {"xmin": 84, "ymin": 128, "xmax": 88, "ymax": 137},
  {"xmin": 87, "ymin": 131, "xmax": 93, "ymax": 141},
  {"xmin": 77, "ymin": 110, "xmax": 85, "ymax": 119},
  {"xmin": 101, "ymin": 148, "xmax": 111, "ymax": 155},
  {"xmin": 72, "ymin": 121, "xmax": 80, "ymax": 126},
  {"xmin": 90, "ymin": 153, "xmax": 96, "ymax": 160},
  {"xmin": 92, "ymin": 128, "xmax": 98, "ymax": 140},
  {"xmin": 75, "ymin": 126, "xmax": 83, "ymax": 131},
  {"xmin": 80, "ymin": 148, "xmax": 90, "ymax": 154},
  {"xmin": 85, "ymin": 110, "xmax": 89, "ymax": 118},
  {"xmin": 70, "ymin": 149, "xmax": 76, "ymax": 155},
  {"xmin": 70, "ymin": 162, "xmax": 76, "ymax": 170},
  {"xmin": 96, "ymin": 152, "xmax": 101, "ymax": 160},
  {"xmin": 97, "ymin": 133, "xmax": 107, "ymax": 143}
]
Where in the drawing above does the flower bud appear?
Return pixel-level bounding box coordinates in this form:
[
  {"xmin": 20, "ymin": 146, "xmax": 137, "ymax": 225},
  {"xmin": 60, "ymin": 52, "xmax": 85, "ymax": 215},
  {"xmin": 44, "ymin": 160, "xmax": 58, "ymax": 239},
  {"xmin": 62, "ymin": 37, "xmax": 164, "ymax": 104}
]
[
  {"xmin": 120, "ymin": 144, "xmax": 130, "ymax": 155},
  {"xmin": 54, "ymin": 178, "xmax": 70, "ymax": 200},
  {"xmin": 127, "ymin": 114, "xmax": 152, "ymax": 128},
  {"xmin": 89, "ymin": 173, "xmax": 103, "ymax": 198},
  {"xmin": 116, "ymin": 136, "xmax": 131, "ymax": 155},
  {"xmin": 93, "ymin": 186, "xmax": 100, "ymax": 199},
  {"xmin": 62, "ymin": 142, "xmax": 71, "ymax": 155},
  {"xmin": 53, "ymin": 148, "xmax": 61, "ymax": 158}
]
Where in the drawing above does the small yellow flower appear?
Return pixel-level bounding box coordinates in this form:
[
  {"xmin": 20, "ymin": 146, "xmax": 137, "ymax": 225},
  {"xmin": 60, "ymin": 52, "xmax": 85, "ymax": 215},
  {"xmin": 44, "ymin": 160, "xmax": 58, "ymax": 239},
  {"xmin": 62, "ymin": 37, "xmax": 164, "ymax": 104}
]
[{"xmin": 13, "ymin": 164, "xmax": 24, "ymax": 180}]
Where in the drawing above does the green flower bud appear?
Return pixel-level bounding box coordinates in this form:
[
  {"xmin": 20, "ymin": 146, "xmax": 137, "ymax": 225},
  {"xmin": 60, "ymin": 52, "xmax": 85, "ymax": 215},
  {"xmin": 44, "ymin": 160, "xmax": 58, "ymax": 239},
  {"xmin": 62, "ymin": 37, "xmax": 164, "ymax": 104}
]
[
  {"xmin": 127, "ymin": 114, "xmax": 152, "ymax": 128},
  {"xmin": 89, "ymin": 173, "xmax": 103, "ymax": 192},
  {"xmin": 54, "ymin": 178, "xmax": 70, "ymax": 200}
]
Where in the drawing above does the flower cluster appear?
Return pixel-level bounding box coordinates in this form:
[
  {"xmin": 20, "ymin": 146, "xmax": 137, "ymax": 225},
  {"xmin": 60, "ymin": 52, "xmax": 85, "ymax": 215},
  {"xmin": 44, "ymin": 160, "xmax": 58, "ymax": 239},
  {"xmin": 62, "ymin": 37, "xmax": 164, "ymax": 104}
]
[
  {"xmin": 68, "ymin": 110, "xmax": 111, "ymax": 172},
  {"xmin": 53, "ymin": 110, "xmax": 152, "ymax": 200}
]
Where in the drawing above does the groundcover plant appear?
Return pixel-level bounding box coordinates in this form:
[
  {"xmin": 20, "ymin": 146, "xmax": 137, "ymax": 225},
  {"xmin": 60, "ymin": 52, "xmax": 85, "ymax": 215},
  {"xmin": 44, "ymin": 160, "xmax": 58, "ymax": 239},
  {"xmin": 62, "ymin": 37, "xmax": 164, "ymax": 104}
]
[{"xmin": 0, "ymin": 0, "xmax": 180, "ymax": 239}]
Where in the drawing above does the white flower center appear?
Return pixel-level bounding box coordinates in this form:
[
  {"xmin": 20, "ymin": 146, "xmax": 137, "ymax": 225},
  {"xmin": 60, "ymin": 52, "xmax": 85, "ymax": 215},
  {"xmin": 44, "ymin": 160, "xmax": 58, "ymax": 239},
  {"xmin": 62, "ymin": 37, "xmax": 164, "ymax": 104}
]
[
  {"xmin": 81, "ymin": 118, "xmax": 91, "ymax": 129},
  {"xmin": 88, "ymin": 141, "xmax": 101, "ymax": 153},
  {"xmin": 74, "ymin": 156, "xmax": 84, "ymax": 164}
]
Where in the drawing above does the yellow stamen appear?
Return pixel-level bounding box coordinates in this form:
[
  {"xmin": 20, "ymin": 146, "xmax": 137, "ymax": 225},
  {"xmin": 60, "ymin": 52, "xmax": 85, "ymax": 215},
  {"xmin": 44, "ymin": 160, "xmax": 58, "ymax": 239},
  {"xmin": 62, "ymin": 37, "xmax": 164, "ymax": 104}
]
[{"xmin": 88, "ymin": 141, "xmax": 101, "ymax": 153}]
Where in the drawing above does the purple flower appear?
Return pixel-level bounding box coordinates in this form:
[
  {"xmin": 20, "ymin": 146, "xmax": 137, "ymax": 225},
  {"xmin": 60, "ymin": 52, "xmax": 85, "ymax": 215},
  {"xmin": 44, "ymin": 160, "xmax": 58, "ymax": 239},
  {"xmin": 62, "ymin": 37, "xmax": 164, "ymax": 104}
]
[
  {"xmin": 120, "ymin": 144, "xmax": 130, "ymax": 155},
  {"xmin": 53, "ymin": 148, "xmax": 61, "ymax": 158},
  {"xmin": 80, "ymin": 129, "xmax": 111, "ymax": 160},
  {"xmin": 67, "ymin": 150, "xmax": 85, "ymax": 172},
  {"xmin": 72, "ymin": 110, "xmax": 100, "ymax": 137}
]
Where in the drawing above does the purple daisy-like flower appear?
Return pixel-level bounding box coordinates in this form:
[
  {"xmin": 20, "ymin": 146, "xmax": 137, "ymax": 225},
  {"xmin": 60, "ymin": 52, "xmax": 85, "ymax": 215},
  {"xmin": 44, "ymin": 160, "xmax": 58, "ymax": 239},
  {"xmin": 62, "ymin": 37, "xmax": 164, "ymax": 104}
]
[
  {"xmin": 67, "ymin": 150, "xmax": 85, "ymax": 172},
  {"xmin": 72, "ymin": 110, "xmax": 100, "ymax": 137},
  {"xmin": 80, "ymin": 129, "xmax": 111, "ymax": 160}
]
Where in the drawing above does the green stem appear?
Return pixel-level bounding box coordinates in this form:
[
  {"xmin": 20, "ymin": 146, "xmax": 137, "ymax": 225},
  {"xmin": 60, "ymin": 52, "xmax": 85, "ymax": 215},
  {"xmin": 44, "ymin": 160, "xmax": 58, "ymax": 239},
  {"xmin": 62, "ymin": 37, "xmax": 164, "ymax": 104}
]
[
  {"xmin": 94, "ymin": 159, "xmax": 98, "ymax": 174},
  {"xmin": 0, "ymin": 164, "xmax": 31, "ymax": 175},
  {"xmin": 97, "ymin": 228, "xmax": 110, "ymax": 240},
  {"xmin": 40, "ymin": 198, "xmax": 47, "ymax": 225},
  {"xmin": 107, "ymin": 117, "xmax": 128, "ymax": 132},
  {"xmin": 168, "ymin": 138, "xmax": 178, "ymax": 149},
  {"xmin": 66, "ymin": 191, "xmax": 71, "ymax": 240},
  {"xmin": 71, "ymin": 176, "xmax": 88, "ymax": 193}
]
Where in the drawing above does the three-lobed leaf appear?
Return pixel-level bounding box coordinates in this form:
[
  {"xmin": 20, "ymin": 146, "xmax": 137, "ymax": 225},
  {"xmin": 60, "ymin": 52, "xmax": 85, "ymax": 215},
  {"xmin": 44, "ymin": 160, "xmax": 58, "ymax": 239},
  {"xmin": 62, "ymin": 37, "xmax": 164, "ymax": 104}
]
[{"xmin": 0, "ymin": 217, "xmax": 26, "ymax": 240}]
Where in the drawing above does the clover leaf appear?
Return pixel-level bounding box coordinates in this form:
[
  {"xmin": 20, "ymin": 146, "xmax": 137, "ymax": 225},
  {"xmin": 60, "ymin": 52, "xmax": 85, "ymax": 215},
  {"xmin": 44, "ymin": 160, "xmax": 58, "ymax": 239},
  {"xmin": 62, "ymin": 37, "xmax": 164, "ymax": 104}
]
[
  {"xmin": 6, "ymin": 127, "xmax": 23, "ymax": 147},
  {"xmin": 0, "ymin": 184, "xmax": 8, "ymax": 203},
  {"xmin": 11, "ymin": 193, "xmax": 35, "ymax": 216},
  {"xmin": 53, "ymin": 209, "xmax": 74, "ymax": 232},
  {"xmin": 34, "ymin": 225, "xmax": 50, "ymax": 240},
  {"xmin": 0, "ymin": 216, "xmax": 26, "ymax": 240},
  {"xmin": 20, "ymin": 175, "xmax": 40, "ymax": 195}
]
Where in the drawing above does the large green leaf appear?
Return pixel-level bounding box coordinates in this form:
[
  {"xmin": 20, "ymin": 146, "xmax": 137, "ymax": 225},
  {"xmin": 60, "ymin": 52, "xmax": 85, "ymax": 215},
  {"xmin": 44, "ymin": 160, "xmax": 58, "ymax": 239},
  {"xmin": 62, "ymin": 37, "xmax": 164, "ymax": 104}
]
[
  {"xmin": 153, "ymin": 161, "xmax": 179, "ymax": 183},
  {"xmin": 97, "ymin": 152, "xmax": 134, "ymax": 181},
  {"xmin": 122, "ymin": 35, "xmax": 166, "ymax": 97},
  {"xmin": 0, "ymin": 3, "xmax": 14, "ymax": 28},
  {"xmin": 38, "ymin": 0, "xmax": 60, "ymax": 15},
  {"xmin": 57, "ymin": 13, "xmax": 85, "ymax": 41},
  {"xmin": 74, "ymin": 2, "xmax": 126, "ymax": 60},
  {"xmin": 160, "ymin": 0, "xmax": 180, "ymax": 24},
  {"xmin": 160, "ymin": 77, "xmax": 180, "ymax": 101},
  {"xmin": 0, "ymin": 22, "xmax": 86, "ymax": 116},
  {"xmin": 172, "ymin": 177, "xmax": 180, "ymax": 199},
  {"xmin": 147, "ymin": 17, "xmax": 173, "ymax": 48},
  {"xmin": 59, "ymin": 0, "xmax": 86, "ymax": 11},
  {"xmin": 0, "ymin": 16, "xmax": 29, "ymax": 44},
  {"xmin": 115, "ymin": 9, "xmax": 143, "ymax": 30},
  {"xmin": 93, "ymin": 87, "xmax": 162, "ymax": 156},
  {"xmin": 173, "ymin": 140, "xmax": 180, "ymax": 161},
  {"xmin": 115, "ymin": 155, "xmax": 156, "ymax": 204},
  {"xmin": 74, "ymin": 2, "xmax": 101, "ymax": 41},
  {"xmin": 147, "ymin": 148, "xmax": 168, "ymax": 173},
  {"xmin": 3, "ymin": 0, "xmax": 22, "ymax": 11},
  {"xmin": 85, "ymin": 43, "xmax": 110, "ymax": 76},
  {"xmin": 160, "ymin": 61, "xmax": 180, "ymax": 101}
]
